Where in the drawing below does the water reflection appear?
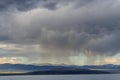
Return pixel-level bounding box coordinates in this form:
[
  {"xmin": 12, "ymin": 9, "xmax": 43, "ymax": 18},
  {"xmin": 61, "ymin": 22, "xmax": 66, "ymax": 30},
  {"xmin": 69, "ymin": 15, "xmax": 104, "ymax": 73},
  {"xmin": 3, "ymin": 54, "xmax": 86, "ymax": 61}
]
[{"xmin": 0, "ymin": 74, "xmax": 119, "ymax": 80}]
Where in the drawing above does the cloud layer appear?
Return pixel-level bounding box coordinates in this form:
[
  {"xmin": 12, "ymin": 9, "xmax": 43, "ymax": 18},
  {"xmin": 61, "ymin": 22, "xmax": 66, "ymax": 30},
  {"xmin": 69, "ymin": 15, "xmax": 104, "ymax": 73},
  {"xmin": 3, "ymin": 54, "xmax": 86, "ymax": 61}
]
[{"xmin": 0, "ymin": 0, "xmax": 120, "ymax": 65}]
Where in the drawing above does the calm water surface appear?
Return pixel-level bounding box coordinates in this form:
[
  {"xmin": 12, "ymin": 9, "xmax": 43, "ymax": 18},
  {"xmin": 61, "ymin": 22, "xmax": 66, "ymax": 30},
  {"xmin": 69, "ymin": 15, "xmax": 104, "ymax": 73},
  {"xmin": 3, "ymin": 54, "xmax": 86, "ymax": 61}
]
[{"xmin": 0, "ymin": 74, "xmax": 120, "ymax": 80}]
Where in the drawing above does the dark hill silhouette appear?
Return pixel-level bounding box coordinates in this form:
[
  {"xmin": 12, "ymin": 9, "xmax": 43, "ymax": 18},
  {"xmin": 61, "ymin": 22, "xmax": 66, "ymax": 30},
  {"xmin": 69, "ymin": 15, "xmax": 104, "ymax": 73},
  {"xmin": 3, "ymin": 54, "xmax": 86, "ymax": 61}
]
[{"xmin": 0, "ymin": 63, "xmax": 119, "ymax": 75}]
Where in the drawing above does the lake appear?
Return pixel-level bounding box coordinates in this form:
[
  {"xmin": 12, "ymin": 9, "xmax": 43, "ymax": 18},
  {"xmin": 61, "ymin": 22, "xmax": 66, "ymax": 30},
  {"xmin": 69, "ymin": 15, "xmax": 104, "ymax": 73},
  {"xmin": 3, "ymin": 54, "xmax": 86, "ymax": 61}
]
[{"xmin": 0, "ymin": 74, "xmax": 120, "ymax": 80}]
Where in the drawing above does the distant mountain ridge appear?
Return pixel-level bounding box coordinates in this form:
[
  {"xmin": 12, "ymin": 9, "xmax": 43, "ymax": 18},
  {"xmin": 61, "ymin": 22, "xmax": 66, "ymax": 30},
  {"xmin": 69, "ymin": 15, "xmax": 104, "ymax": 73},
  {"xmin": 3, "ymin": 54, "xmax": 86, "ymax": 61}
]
[{"xmin": 0, "ymin": 63, "xmax": 119, "ymax": 72}]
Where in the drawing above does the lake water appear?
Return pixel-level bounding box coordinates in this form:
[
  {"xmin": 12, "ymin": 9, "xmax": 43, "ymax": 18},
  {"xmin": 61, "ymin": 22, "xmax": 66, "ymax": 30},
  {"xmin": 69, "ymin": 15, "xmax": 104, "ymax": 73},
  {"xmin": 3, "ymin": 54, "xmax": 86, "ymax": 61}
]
[{"xmin": 0, "ymin": 74, "xmax": 120, "ymax": 80}]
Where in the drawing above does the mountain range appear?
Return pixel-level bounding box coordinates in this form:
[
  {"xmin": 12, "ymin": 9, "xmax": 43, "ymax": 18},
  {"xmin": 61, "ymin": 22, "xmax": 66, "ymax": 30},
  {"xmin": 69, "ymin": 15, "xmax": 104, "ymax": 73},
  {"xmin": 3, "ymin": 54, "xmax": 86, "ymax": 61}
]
[{"xmin": 0, "ymin": 63, "xmax": 119, "ymax": 75}]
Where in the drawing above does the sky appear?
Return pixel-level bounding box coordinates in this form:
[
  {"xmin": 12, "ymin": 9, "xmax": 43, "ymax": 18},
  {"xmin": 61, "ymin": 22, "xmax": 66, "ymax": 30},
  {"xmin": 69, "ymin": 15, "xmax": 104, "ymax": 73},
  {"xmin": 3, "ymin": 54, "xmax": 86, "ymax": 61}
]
[{"xmin": 0, "ymin": 0, "xmax": 120, "ymax": 65}]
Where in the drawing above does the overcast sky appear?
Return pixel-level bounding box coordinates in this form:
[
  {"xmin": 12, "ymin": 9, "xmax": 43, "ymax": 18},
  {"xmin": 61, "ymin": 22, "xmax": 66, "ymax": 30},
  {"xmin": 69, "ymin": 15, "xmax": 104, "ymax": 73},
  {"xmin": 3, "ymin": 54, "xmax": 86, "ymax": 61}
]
[{"xmin": 0, "ymin": 0, "xmax": 120, "ymax": 65}]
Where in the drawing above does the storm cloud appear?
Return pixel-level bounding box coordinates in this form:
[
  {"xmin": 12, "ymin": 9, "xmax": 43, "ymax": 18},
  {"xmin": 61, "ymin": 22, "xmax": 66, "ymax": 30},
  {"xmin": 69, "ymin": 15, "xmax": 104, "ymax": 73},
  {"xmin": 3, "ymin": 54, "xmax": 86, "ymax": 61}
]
[{"xmin": 0, "ymin": 0, "xmax": 120, "ymax": 64}]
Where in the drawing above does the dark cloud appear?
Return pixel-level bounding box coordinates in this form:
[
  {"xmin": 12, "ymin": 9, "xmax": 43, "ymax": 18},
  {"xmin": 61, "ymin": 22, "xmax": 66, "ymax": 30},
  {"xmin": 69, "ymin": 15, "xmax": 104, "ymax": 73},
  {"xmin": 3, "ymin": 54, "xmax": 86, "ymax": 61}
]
[
  {"xmin": 0, "ymin": 0, "xmax": 38, "ymax": 11},
  {"xmin": 0, "ymin": 0, "xmax": 100, "ymax": 11},
  {"xmin": 0, "ymin": 0, "xmax": 120, "ymax": 64},
  {"xmin": 7, "ymin": 0, "xmax": 120, "ymax": 55},
  {"xmin": 0, "ymin": 0, "xmax": 60, "ymax": 11}
]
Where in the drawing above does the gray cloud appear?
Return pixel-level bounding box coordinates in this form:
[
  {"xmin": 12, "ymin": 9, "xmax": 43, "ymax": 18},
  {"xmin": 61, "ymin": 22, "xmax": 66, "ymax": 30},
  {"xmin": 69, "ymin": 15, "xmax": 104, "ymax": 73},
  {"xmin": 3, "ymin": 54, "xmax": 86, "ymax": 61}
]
[
  {"xmin": 0, "ymin": 0, "xmax": 39, "ymax": 11},
  {"xmin": 9, "ymin": 0, "xmax": 120, "ymax": 53},
  {"xmin": 0, "ymin": 0, "xmax": 120, "ymax": 64},
  {"xmin": 0, "ymin": 0, "xmax": 61, "ymax": 11},
  {"xmin": 0, "ymin": 0, "xmax": 102, "ymax": 11}
]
